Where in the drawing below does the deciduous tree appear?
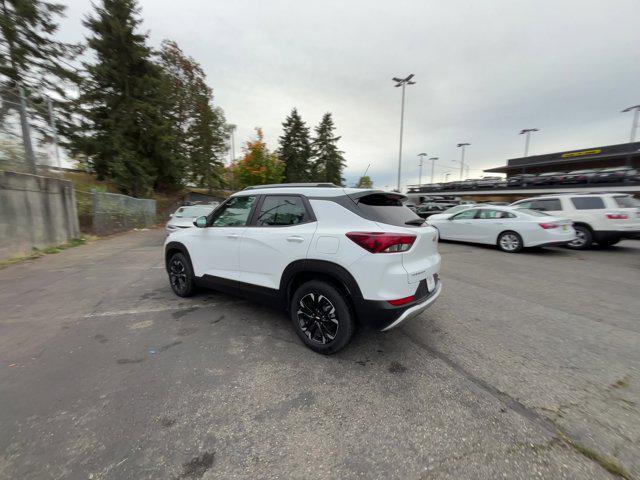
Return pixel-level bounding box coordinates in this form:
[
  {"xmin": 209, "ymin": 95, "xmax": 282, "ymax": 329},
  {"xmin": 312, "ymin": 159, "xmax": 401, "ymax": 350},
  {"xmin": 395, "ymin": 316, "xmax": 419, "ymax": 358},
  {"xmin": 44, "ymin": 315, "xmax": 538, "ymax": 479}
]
[{"xmin": 230, "ymin": 128, "xmax": 284, "ymax": 189}]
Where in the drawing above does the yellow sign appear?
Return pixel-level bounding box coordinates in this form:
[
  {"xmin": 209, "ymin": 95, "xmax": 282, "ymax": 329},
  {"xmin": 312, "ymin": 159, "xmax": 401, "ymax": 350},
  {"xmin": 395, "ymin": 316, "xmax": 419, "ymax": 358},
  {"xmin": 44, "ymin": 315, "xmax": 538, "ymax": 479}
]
[{"xmin": 561, "ymin": 149, "xmax": 601, "ymax": 158}]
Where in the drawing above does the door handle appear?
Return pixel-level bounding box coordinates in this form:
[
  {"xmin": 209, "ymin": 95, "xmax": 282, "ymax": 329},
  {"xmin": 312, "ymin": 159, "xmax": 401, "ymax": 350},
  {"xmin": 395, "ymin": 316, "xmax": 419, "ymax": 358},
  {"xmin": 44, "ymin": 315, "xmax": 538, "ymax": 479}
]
[
  {"xmin": 286, "ymin": 236, "xmax": 305, "ymax": 243},
  {"xmin": 227, "ymin": 234, "xmax": 240, "ymax": 239}
]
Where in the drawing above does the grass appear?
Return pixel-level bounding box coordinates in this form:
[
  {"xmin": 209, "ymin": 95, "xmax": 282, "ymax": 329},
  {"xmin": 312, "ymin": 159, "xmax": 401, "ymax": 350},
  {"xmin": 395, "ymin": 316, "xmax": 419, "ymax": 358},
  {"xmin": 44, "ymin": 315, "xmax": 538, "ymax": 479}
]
[{"xmin": 0, "ymin": 237, "xmax": 93, "ymax": 270}]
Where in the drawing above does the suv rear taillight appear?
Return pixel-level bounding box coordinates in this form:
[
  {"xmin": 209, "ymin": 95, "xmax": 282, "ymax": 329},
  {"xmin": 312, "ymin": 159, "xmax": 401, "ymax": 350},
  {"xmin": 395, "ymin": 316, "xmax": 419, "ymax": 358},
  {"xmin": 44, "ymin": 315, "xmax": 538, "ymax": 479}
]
[
  {"xmin": 606, "ymin": 213, "xmax": 628, "ymax": 220},
  {"xmin": 538, "ymin": 222, "xmax": 559, "ymax": 229},
  {"xmin": 346, "ymin": 232, "xmax": 416, "ymax": 253}
]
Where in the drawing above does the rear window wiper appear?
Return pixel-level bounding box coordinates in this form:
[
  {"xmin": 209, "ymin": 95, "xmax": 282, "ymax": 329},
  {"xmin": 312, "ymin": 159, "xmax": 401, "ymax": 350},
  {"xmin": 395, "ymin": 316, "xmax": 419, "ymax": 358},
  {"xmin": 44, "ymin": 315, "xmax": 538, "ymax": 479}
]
[{"xmin": 405, "ymin": 218, "xmax": 425, "ymax": 226}]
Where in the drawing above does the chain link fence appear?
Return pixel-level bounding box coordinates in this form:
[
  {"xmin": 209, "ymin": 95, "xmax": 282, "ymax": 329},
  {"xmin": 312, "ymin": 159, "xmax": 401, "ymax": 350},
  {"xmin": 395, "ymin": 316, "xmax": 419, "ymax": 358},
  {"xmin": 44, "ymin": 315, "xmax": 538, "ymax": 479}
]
[{"xmin": 76, "ymin": 189, "xmax": 156, "ymax": 235}]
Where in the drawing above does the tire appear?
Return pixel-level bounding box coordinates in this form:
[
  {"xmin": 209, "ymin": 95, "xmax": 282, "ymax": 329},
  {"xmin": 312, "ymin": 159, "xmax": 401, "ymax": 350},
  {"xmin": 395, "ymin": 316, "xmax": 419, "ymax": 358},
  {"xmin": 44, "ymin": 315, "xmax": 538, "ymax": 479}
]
[
  {"xmin": 597, "ymin": 237, "xmax": 621, "ymax": 247},
  {"xmin": 168, "ymin": 252, "xmax": 195, "ymax": 297},
  {"xmin": 567, "ymin": 224, "xmax": 593, "ymax": 250},
  {"xmin": 497, "ymin": 231, "xmax": 523, "ymax": 253},
  {"xmin": 290, "ymin": 280, "xmax": 355, "ymax": 355}
]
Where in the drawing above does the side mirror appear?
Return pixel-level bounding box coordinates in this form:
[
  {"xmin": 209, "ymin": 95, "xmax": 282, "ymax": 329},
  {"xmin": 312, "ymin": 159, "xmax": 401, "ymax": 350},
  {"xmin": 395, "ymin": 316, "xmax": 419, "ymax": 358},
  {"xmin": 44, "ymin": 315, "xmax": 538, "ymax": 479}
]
[
  {"xmin": 169, "ymin": 213, "xmax": 174, "ymax": 218},
  {"xmin": 194, "ymin": 216, "xmax": 208, "ymax": 228}
]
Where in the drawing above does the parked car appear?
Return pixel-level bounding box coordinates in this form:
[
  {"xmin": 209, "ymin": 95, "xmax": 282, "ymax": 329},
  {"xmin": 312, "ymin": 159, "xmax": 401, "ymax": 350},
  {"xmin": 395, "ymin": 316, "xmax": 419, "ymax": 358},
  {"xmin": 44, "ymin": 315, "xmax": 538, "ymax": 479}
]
[
  {"xmin": 507, "ymin": 174, "xmax": 537, "ymax": 187},
  {"xmin": 510, "ymin": 193, "xmax": 640, "ymax": 248},
  {"xmin": 166, "ymin": 204, "xmax": 219, "ymax": 235},
  {"xmin": 561, "ymin": 168, "xmax": 601, "ymax": 184},
  {"xmin": 416, "ymin": 203, "xmax": 447, "ymax": 218},
  {"xmin": 592, "ymin": 166, "xmax": 639, "ymax": 183},
  {"xmin": 428, "ymin": 206, "xmax": 575, "ymax": 253},
  {"xmin": 460, "ymin": 179, "xmax": 479, "ymax": 189},
  {"xmin": 164, "ymin": 184, "xmax": 442, "ymax": 354},
  {"xmin": 427, "ymin": 204, "xmax": 475, "ymax": 221},
  {"xmin": 475, "ymin": 176, "xmax": 503, "ymax": 188},
  {"xmin": 530, "ymin": 171, "xmax": 566, "ymax": 185},
  {"xmin": 404, "ymin": 202, "xmax": 418, "ymax": 212}
]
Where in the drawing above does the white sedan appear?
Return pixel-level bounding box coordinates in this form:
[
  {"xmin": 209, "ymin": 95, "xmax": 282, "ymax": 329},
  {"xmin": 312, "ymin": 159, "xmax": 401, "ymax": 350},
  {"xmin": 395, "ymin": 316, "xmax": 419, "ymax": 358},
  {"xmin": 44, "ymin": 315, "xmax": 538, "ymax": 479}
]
[
  {"xmin": 166, "ymin": 204, "xmax": 218, "ymax": 235},
  {"xmin": 428, "ymin": 206, "xmax": 576, "ymax": 252}
]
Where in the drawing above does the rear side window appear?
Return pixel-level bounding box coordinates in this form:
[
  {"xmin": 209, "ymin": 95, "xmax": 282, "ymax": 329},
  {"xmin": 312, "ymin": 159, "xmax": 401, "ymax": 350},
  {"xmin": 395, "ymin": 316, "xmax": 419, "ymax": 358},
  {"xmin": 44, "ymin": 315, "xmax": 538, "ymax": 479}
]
[
  {"xmin": 255, "ymin": 195, "xmax": 310, "ymax": 226},
  {"xmin": 571, "ymin": 197, "xmax": 605, "ymax": 210},
  {"xmin": 614, "ymin": 195, "xmax": 640, "ymax": 208},
  {"xmin": 532, "ymin": 199, "xmax": 561, "ymax": 211},
  {"xmin": 356, "ymin": 193, "xmax": 422, "ymax": 227}
]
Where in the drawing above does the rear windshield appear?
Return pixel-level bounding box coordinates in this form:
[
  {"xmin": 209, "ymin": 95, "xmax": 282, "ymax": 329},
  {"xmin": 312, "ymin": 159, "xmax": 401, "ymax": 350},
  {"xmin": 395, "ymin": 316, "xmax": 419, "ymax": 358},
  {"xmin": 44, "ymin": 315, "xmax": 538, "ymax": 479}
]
[
  {"xmin": 614, "ymin": 195, "xmax": 640, "ymax": 208},
  {"xmin": 356, "ymin": 193, "xmax": 423, "ymax": 227},
  {"xmin": 516, "ymin": 208, "xmax": 550, "ymax": 217}
]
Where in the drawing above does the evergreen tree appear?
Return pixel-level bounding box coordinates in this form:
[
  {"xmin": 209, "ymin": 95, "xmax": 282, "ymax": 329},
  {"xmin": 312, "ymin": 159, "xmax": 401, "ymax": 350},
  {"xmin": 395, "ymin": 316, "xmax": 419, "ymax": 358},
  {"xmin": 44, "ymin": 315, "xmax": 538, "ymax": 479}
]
[
  {"xmin": 0, "ymin": 0, "xmax": 81, "ymax": 138},
  {"xmin": 279, "ymin": 108, "xmax": 311, "ymax": 182},
  {"xmin": 311, "ymin": 112, "xmax": 345, "ymax": 185},
  {"xmin": 73, "ymin": 0, "xmax": 178, "ymax": 196},
  {"xmin": 159, "ymin": 40, "xmax": 227, "ymax": 192}
]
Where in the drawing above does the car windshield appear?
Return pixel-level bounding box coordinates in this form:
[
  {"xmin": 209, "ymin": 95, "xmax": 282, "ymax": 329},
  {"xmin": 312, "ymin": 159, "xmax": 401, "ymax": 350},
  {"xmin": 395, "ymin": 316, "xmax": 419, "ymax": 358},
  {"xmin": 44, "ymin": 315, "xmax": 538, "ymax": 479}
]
[
  {"xmin": 515, "ymin": 208, "xmax": 551, "ymax": 217},
  {"xmin": 614, "ymin": 195, "xmax": 640, "ymax": 208},
  {"xmin": 443, "ymin": 205, "xmax": 471, "ymax": 214},
  {"xmin": 174, "ymin": 205, "xmax": 215, "ymax": 217}
]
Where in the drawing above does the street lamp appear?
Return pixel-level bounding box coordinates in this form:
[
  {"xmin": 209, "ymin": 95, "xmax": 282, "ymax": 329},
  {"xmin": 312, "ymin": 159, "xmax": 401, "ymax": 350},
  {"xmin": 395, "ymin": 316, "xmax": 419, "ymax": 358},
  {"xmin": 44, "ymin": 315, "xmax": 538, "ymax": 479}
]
[
  {"xmin": 428, "ymin": 157, "xmax": 439, "ymax": 183},
  {"xmin": 392, "ymin": 74, "xmax": 416, "ymax": 192},
  {"xmin": 443, "ymin": 172, "xmax": 451, "ymax": 182},
  {"xmin": 456, "ymin": 143, "xmax": 470, "ymax": 180},
  {"xmin": 519, "ymin": 128, "xmax": 539, "ymax": 156},
  {"xmin": 417, "ymin": 152, "xmax": 427, "ymax": 186},
  {"xmin": 622, "ymin": 105, "xmax": 640, "ymax": 142}
]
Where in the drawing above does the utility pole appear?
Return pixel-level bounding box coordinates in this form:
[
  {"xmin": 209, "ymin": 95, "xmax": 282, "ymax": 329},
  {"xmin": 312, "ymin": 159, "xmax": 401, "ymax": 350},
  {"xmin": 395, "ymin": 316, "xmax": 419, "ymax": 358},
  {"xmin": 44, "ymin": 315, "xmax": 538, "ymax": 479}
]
[
  {"xmin": 622, "ymin": 105, "xmax": 640, "ymax": 142},
  {"xmin": 519, "ymin": 128, "xmax": 539, "ymax": 156},
  {"xmin": 392, "ymin": 74, "xmax": 416, "ymax": 192},
  {"xmin": 429, "ymin": 157, "xmax": 439, "ymax": 183},
  {"xmin": 417, "ymin": 153, "xmax": 427, "ymax": 186},
  {"xmin": 46, "ymin": 97, "xmax": 61, "ymax": 168},
  {"xmin": 228, "ymin": 124, "xmax": 237, "ymax": 163},
  {"xmin": 456, "ymin": 143, "xmax": 470, "ymax": 180},
  {"xmin": 17, "ymin": 85, "xmax": 37, "ymax": 174}
]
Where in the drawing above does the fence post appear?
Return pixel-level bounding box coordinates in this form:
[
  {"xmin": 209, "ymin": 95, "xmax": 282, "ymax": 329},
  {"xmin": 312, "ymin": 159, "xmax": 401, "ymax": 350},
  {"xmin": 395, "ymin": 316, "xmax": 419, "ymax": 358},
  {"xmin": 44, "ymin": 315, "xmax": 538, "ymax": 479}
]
[
  {"xmin": 17, "ymin": 85, "xmax": 37, "ymax": 174},
  {"xmin": 91, "ymin": 188, "xmax": 97, "ymax": 234}
]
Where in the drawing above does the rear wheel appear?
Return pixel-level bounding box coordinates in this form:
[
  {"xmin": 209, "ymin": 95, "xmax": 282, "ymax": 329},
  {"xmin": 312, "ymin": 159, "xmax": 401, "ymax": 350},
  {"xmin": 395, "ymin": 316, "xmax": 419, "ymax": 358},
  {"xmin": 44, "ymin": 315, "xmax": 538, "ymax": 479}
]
[
  {"xmin": 290, "ymin": 280, "xmax": 354, "ymax": 354},
  {"xmin": 497, "ymin": 231, "xmax": 523, "ymax": 253},
  {"xmin": 567, "ymin": 225, "xmax": 593, "ymax": 250},
  {"xmin": 168, "ymin": 252, "xmax": 195, "ymax": 297}
]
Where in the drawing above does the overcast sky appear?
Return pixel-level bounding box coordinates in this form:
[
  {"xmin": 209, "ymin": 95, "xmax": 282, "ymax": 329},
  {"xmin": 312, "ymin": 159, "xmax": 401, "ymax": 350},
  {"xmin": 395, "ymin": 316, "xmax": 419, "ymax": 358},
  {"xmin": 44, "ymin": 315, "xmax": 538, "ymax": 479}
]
[{"xmin": 58, "ymin": 0, "xmax": 640, "ymax": 189}]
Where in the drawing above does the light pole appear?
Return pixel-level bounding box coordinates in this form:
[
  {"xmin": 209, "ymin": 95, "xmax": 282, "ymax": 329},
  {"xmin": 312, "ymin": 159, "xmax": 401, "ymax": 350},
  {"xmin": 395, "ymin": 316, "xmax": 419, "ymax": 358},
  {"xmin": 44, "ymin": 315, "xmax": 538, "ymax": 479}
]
[
  {"xmin": 392, "ymin": 74, "xmax": 416, "ymax": 192},
  {"xmin": 417, "ymin": 152, "xmax": 427, "ymax": 186},
  {"xmin": 519, "ymin": 128, "xmax": 539, "ymax": 156},
  {"xmin": 443, "ymin": 172, "xmax": 450, "ymax": 182},
  {"xmin": 622, "ymin": 105, "xmax": 640, "ymax": 142},
  {"xmin": 428, "ymin": 157, "xmax": 439, "ymax": 183},
  {"xmin": 228, "ymin": 124, "xmax": 237, "ymax": 163},
  {"xmin": 456, "ymin": 143, "xmax": 470, "ymax": 180}
]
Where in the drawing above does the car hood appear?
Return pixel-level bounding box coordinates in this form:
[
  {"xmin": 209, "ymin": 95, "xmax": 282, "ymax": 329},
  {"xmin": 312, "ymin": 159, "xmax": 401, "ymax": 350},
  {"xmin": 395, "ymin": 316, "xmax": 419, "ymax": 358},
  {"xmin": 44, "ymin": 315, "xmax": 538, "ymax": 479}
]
[{"xmin": 167, "ymin": 217, "xmax": 197, "ymax": 227}]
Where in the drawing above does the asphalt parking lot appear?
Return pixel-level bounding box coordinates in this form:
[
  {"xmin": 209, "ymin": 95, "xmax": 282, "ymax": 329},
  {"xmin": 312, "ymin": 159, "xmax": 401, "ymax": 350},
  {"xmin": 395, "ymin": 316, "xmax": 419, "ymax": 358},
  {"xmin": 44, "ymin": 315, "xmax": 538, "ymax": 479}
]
[{"xmin": 1, "ymin": 229, "xmax": 638, "ymax": 480}]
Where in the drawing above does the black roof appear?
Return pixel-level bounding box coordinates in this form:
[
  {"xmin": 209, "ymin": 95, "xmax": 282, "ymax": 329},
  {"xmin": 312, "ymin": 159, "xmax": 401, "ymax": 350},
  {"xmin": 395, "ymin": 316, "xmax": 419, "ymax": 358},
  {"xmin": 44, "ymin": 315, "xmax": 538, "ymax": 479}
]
[{"xmin": 485, "ymin": 142, "xmax": 640, "ymax": 173}]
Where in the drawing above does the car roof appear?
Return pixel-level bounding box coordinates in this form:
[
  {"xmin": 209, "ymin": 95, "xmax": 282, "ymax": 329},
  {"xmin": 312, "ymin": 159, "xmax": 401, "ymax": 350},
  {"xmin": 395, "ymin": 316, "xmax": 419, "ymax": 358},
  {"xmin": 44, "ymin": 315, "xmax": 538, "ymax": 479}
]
[{"xmin": 234, "ymin": 185, "xmax": 384, "ymax": 198}]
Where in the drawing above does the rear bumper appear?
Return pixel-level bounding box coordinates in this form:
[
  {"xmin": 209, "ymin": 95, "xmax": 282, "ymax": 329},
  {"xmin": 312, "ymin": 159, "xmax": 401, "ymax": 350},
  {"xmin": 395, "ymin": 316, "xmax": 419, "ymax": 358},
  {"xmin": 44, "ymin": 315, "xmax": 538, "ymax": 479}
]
[{"xmin": 352, "ymin": 278, "xmax": 442, "ymax": 331}]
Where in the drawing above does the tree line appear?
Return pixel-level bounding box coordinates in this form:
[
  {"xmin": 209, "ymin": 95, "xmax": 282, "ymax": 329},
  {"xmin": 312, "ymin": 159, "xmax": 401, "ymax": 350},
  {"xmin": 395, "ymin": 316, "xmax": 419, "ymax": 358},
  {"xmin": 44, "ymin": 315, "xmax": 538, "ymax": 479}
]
[{"xmin": 0, "ymin": 0, "xmax": 352, "ymax": 197}]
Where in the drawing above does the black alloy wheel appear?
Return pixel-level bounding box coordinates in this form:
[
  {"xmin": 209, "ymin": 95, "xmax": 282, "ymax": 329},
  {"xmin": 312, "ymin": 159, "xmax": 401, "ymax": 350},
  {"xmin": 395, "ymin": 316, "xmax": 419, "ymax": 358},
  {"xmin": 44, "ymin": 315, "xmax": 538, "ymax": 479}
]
[{"xmin": 169, "ymin": 252, "xmax": 195, "ymax": 297}]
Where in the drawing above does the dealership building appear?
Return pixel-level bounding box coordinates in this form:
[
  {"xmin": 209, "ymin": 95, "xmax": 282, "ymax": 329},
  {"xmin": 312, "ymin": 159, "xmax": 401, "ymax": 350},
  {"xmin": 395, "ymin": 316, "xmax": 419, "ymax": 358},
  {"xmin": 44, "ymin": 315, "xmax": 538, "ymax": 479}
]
[{"xmin": 484, "ymin": 141, "xmax": 640, "ymax": 177}]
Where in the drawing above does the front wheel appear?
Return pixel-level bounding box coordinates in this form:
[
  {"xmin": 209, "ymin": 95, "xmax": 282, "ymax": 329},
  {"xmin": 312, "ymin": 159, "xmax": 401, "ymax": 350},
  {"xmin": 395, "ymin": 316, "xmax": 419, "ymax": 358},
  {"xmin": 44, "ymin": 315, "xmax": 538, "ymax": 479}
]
[
  {"xmin": 168, "ymin": 252, "xmax": 195, "ymax": 297},
  {"xmin": 567, "ymin": 225, "xmax": 593, "ymax": 250},
  {"xmin": 290, "ymin": 280, "xmax": 355, "ymax": 354},
  {"xmin": 497, "ymin": 231, "xmax": 523, "ymax": 253}
]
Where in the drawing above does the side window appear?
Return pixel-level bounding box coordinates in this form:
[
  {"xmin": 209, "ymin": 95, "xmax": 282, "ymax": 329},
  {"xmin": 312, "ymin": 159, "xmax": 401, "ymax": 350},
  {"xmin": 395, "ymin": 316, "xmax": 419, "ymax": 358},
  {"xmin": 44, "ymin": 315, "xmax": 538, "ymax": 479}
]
[
  {"xmin": 452, "ymin": 209, "xmax": 478, "ymax": 220},
  {"xmin": 211, "ymin": 196, "xmax": 256, "ymax": 227},
  {"xmin": 255, "ymin": 195, "xmax": 311, "ymax": 226},
  {"xmin": 477, "ymin": 209, "xmax": 514, "ymax": 219},
  {"xmin": 571, "ymin": 196, "xmax": 605, "ymax": 210},
  {"xmin": 514, "ymin": 201, "xmax": 532, "ymax": 209},
  {"xmin": 532, "ymin": 199, "xmax": 561, "ymax": 211}
]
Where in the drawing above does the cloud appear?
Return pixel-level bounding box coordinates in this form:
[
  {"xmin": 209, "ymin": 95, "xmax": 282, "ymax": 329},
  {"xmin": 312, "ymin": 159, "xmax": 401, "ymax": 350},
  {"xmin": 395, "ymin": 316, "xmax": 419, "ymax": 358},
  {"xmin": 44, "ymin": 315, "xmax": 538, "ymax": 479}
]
[{"xmin": 58, "ymin": 0, "xmax": 640, "ymax": 188}]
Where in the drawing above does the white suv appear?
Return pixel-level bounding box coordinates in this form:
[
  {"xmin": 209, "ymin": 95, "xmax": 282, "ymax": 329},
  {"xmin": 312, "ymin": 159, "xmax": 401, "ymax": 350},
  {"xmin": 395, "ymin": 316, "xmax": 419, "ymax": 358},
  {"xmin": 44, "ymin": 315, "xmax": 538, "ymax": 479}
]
[
  {"xmin": 511, "ymin": 193, "xmax": 640, "ymax": 249},
  {"xmin": 164, "ymin": 184, "xmax": 442, "ymax": 354}
]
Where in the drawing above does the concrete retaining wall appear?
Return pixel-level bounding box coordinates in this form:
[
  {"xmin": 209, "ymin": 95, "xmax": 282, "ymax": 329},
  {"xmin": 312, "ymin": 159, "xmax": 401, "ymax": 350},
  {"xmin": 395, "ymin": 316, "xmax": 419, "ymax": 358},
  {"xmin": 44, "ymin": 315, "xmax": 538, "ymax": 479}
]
[{"xmin": 0, "ymin": 170, "xmax": 80, "ymax": 260}]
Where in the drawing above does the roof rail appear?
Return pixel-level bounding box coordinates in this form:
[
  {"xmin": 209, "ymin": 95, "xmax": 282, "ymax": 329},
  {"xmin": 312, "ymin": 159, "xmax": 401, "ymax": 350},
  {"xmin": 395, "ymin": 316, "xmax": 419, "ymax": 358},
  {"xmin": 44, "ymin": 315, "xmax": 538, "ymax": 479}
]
[{"xmin": 242, "ymin": 183, "xmax": 340, "ymax": 190}]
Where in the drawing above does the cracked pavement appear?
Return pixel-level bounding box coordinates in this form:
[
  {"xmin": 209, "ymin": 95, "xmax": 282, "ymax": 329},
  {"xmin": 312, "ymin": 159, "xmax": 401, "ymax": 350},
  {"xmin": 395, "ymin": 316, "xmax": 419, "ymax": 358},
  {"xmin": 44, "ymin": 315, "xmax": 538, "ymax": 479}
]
[{"xmin": 0, "ymin": 229, "xmax": 638, "ymax": 479}]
